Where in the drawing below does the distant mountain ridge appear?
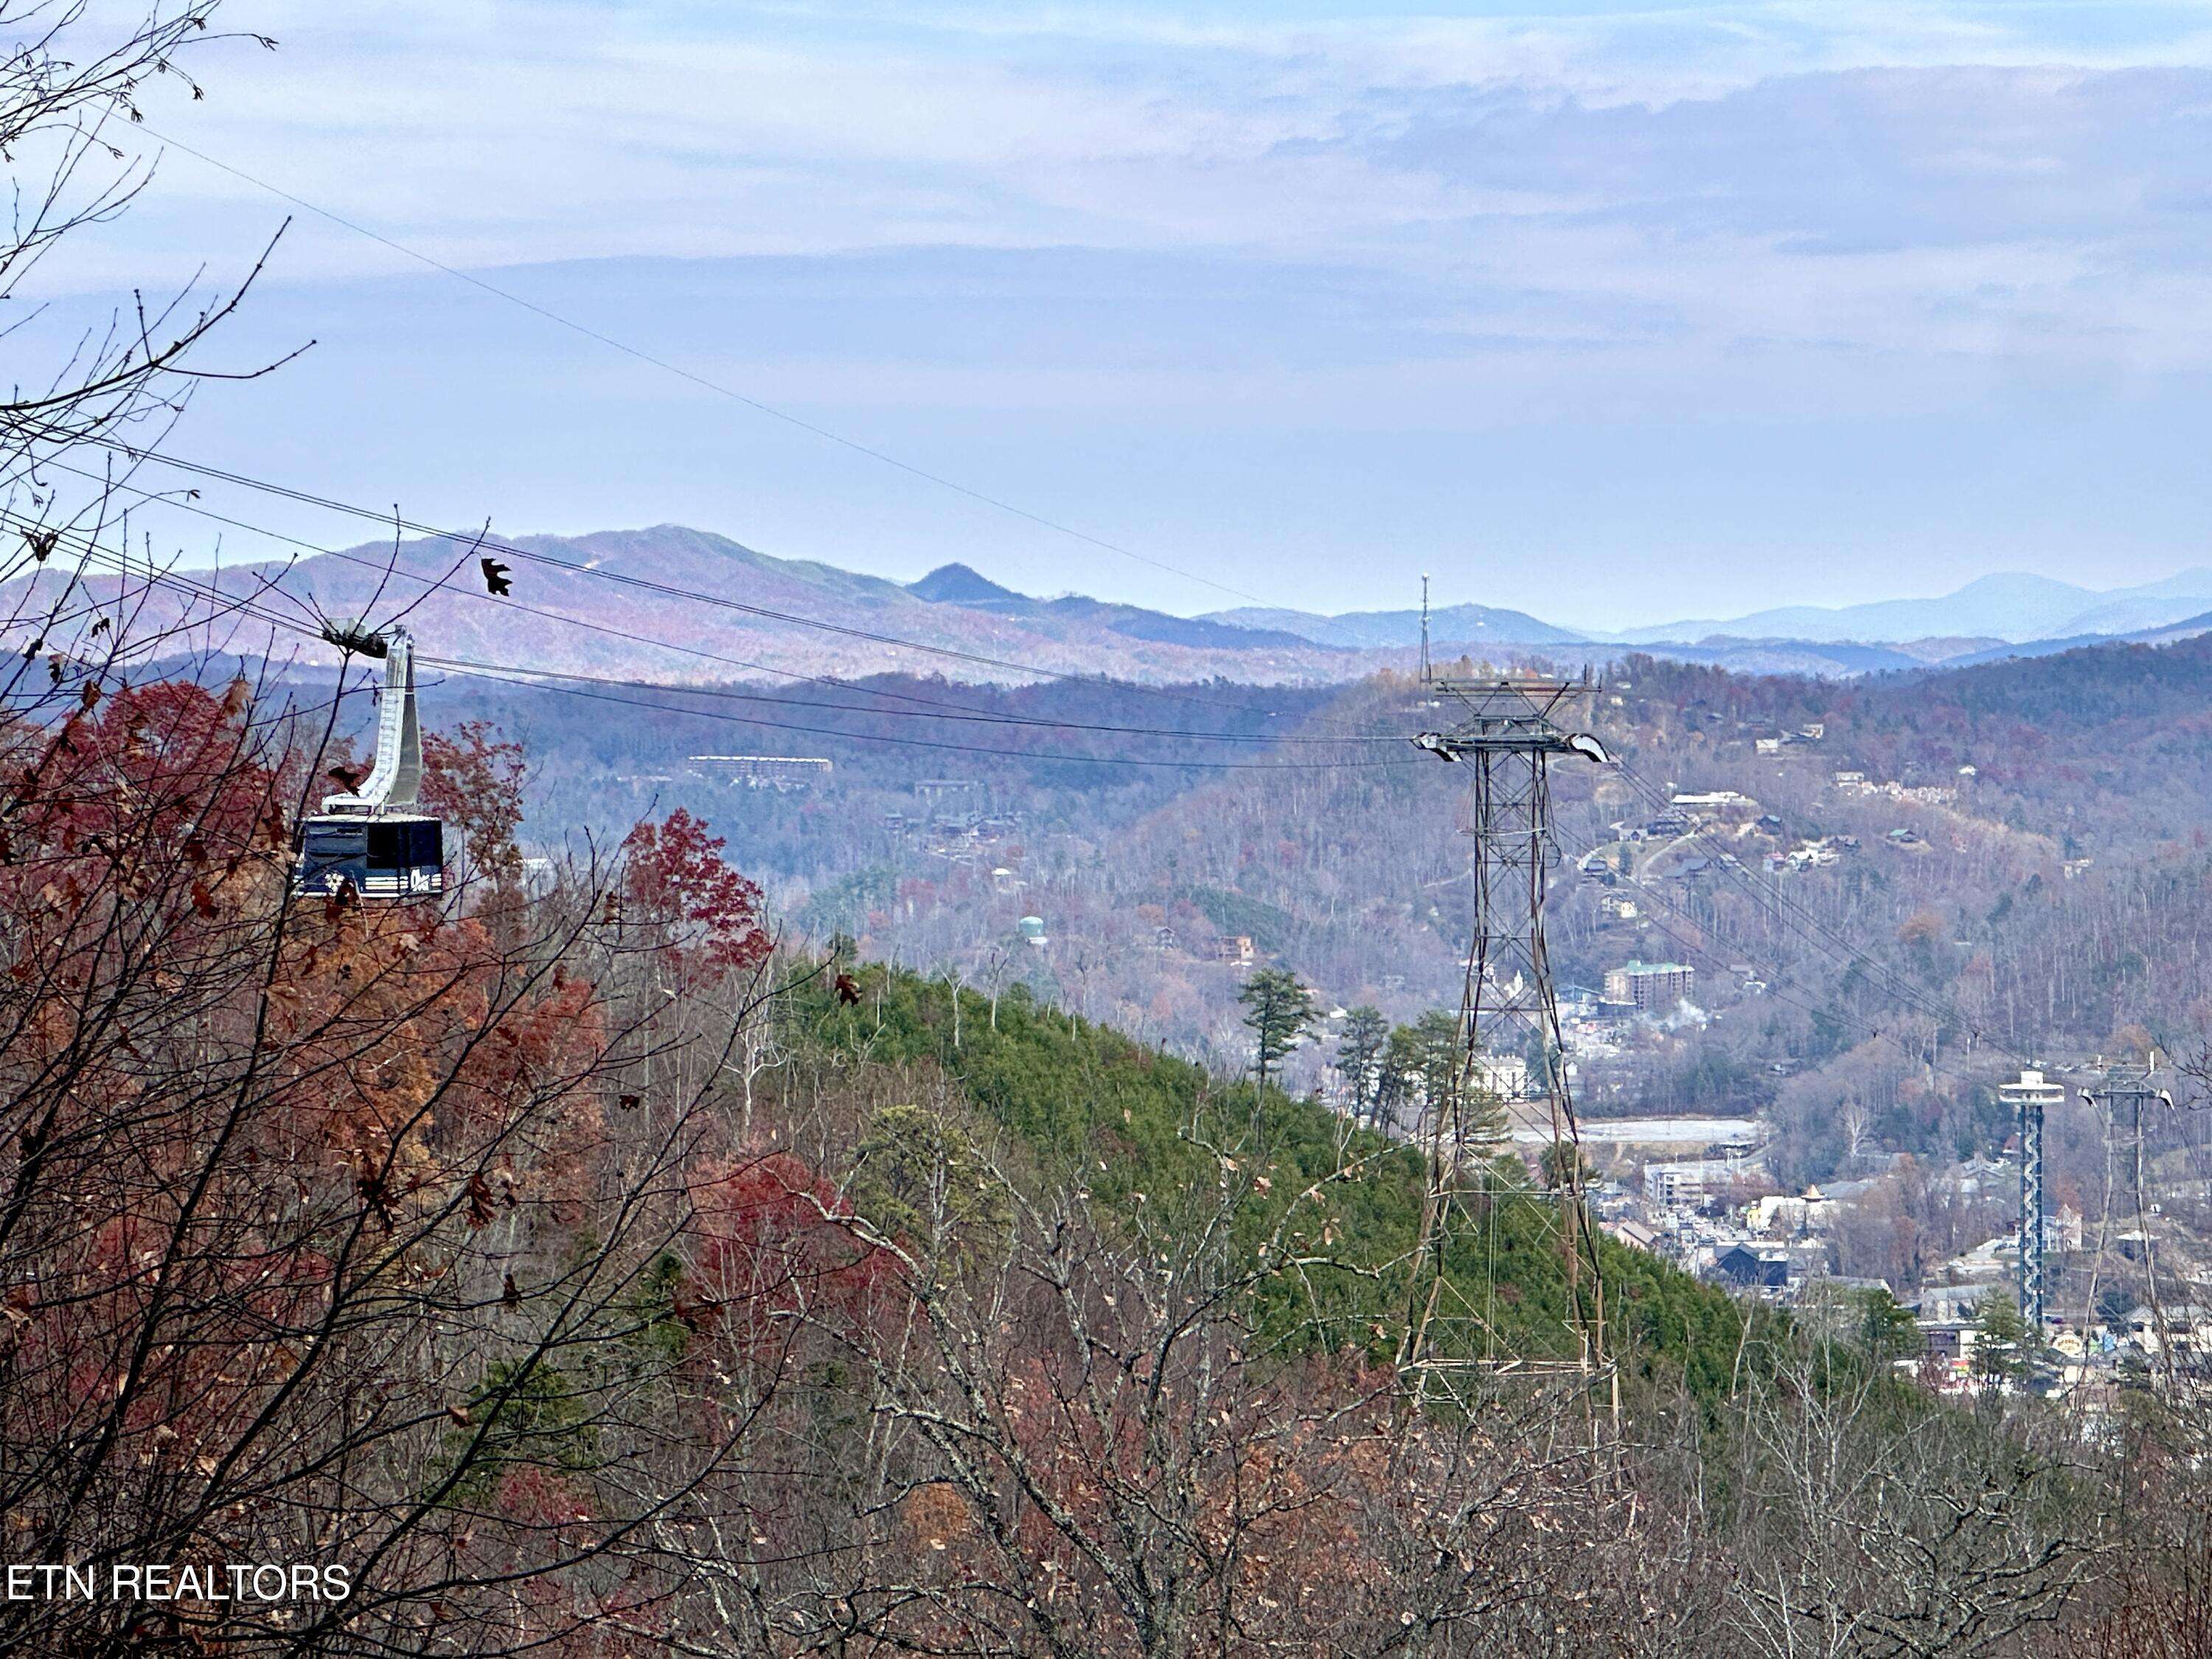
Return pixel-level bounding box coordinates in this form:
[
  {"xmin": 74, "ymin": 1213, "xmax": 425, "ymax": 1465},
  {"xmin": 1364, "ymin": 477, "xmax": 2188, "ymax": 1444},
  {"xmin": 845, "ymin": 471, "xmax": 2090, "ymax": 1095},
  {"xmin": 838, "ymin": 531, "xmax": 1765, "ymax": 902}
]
[
  {"xmin": 0, "ymin": 527, "xmax": 1360, "ymax": 689},
  {"xmin": 1200, "ymin": 601, "xmax": 1585, "ymax": 650},
  {"xmin": 1940, "ymin": 608, "xmax": 2212, "ymax": 669},
  {"xmin": 16, "ymin": 527, "xmax": 2212, "ymax": 688},
  {"xmin": 906, "ymin": 563, "xmax": 1021, "ymax": 605},
  {"xmin": 1203, "ymin": 568, "xmax": 2212, "ymax": 652},
  {"xmin": 904, "ymin": 563, "xmax": 1327, "ymax": 652},
  {"xmin": 1618, "ymin": 568, "xmax": 2212, "ymax": 647}
]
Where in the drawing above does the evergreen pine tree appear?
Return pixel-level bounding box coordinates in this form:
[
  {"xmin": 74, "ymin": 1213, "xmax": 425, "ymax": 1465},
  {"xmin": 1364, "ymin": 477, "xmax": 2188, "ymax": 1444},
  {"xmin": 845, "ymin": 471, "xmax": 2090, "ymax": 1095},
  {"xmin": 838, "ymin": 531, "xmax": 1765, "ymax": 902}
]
[
  {"xmin": 1238, "ymin": 968, "xmax": 1315, "ymax": 1097},
  {"xmin": 1334, "ymin": 1006, "xmax": 1389, "ymax": 1123}
]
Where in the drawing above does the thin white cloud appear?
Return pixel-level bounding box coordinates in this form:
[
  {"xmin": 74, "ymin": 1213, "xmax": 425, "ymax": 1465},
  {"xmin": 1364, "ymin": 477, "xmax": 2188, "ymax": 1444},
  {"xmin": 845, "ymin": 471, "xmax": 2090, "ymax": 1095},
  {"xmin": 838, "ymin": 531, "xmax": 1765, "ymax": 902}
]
[
  {"xmin": 17, "ymin": 1, "xmax": 2203, "ymax": 383},
  {"xmin": 23, "ymin": 0, "xmax": 2212, "ymax": 622}
]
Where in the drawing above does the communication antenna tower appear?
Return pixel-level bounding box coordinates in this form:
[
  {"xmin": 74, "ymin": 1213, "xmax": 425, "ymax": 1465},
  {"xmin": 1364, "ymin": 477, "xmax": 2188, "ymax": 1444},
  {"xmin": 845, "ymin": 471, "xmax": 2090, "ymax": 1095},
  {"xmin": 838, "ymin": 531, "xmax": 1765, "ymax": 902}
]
[
  {"xmin": 1419, "ymin": 574, "xmax": 1431, "ymax": 684},
  {"xmin": 1406, "ymin": 655, "xmax": 1612, "ymax": 1394}
]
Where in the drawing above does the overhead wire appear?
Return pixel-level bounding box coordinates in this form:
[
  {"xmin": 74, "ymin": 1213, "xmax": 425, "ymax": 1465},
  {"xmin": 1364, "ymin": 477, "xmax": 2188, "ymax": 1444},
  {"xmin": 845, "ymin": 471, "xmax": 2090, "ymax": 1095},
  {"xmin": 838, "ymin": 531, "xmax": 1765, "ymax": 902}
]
[
  {"xmin": 35, "ymin": 456, "xmax": 1403, "ymax": 748},
  {"xmin": 1599, "ymin": 851, "xmax": 2001, "ymax": 1092},
  {"xmin": 0, "ymin": 507, "xmax": 313, "ymax": 647},
  {"xmin": 27, "ymin": 504, "xmax": 2033, "ymax": 1094},
  {"xmin": 34, "ymin": 502, "xmax": 2050, "ymax": 960},
  {"xmin": 1610, "ymin": 761, "xmax": 1934, "ymax": 1002},
  {"xmin": 1585, "ymin": 792, "xmax": 2027, "ymax": 1092},
  {"xmin": 44, "ymin": 179, "xmax": 2016, "ymax": 1021},
  {"xmin": 60, "ymin": 431, "xmax": 1335, "ymax": 726},
  {"xmin": 417, "ymin": 656, "xmax": 1411, "ymax": 751},
  {"xmin": 1655, "ymin": 778, "xmax": 2027, "ymax": 1063},
  {"xmin": 430, "ymin": 658, "xmax": 1428, "ymax": 772},
  {"xmin": 27, "ymin": 521, "xmax": 1428, "ymax": 774},
  {"xmin": 1613, "ymin": 819, "xmax": 2017, "ymax": 1076}
]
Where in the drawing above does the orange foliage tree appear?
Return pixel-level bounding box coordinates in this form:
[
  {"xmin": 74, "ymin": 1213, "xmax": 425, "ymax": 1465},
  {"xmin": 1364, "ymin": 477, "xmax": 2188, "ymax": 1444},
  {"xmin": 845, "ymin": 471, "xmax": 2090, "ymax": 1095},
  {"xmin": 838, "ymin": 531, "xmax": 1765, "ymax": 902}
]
[{"xmin": 0, "ymin": 577, "xmax": 812, "ymax": 1650}]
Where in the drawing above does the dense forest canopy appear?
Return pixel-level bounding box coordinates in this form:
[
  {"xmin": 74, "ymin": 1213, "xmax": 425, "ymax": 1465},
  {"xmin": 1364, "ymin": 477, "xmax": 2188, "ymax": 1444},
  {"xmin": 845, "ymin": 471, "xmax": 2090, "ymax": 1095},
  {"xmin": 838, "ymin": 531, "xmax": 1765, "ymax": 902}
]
[{"xmin": 3, "ymin": 4, "xmax": 2211, "ymax": 1651}]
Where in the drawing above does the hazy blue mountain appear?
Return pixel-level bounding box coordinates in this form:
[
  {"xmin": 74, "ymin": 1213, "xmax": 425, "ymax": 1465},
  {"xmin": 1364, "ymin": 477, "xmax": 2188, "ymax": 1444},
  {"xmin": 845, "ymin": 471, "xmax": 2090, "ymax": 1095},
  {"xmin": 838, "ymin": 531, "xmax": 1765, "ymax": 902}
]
[
  {"xmin": 1198, "ymin": 602, "xmax": 1587, "ymax": 648},
  {"xmin": 3, "ymin": 529, "xmax": 1365, "ymax": 688},
  {"xmin": 2045, "ymin": 592, "xmax": 2212, "ymax": 636},
  {"xmin": 905, "ymin": 562, "xmax": 1026, "ymax": 605},
  {"xmin": 1199, "ymin": 568, "xmax": 2212, "ymax": 655},
  {"xmin": 59, "ymin": 526, "xmax": 2212, "ymax": 691},
  {"xmin": 1632, "ymin": 637, "xmax": 1941, "ymax": 675},
  {"xmin": 2110, "ymin": 566, "xmax": 2212, "ymax": 599},
  {"xmin": 1623, "ymin": 568, "xmax": 2212, "ymax": 646},
  {"xmin": 905, "ymin": 565, "xmax": 1330, "ymax": 652},
  {"xmin": 1941, "ymin": 608, "xmax": 2212, "ymax": 669}
]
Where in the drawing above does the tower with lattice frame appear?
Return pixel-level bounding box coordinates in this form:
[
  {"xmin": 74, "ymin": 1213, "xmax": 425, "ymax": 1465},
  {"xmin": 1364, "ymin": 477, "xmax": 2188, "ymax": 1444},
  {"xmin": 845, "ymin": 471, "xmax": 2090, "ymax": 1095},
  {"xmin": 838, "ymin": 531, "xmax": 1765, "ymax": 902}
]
[
  {"xmin": 2079, "ymin": 1057, "xmax": 2187, "ymax": 1387},
  {"xmin": 1402, "ymin": 657, "xmax": 1612, "ymax": 1391}
]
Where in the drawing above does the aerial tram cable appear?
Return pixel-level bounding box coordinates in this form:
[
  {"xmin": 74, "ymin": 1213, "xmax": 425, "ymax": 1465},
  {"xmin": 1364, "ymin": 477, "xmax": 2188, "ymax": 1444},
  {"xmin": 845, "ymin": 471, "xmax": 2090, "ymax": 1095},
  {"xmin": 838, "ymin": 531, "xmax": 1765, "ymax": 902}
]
[
  {"xmin": 1604, "ymin": 855, "xmax": 2003, "ymax": 1093},
  {"xmin": 1607, "ymin": 841, "xmax": 1982, "ymax": 1082},
  {"xmin": 17, "ymin": 473, "xmax": 1398, "ymax": 748},
  {"xmin": 0, "ymin": 511, "xmax": 324, "ymax": 650},
  {"xmin": 1610, "ymin": 754, "xmax": 1962, "ymax": 1025},
  {"xmin": 1624, "ymin": 759, "xmax": 2027, "ymax": 1063},
  {"xmin": 29, "ymin": 456, "xmax": 1404, "ymax": 747},
  {"xmin": 0, "ymin": 519, "xmax": 445, "ymax": 900},
  {"xmin": 62, "ymin": 430, "xmax": 1307, "ymax": 725},
  {"xmin": 408, "ymin": 655, "xmax": 1409, "ymax": 748},
  {"xmin": 1610, "ymin": 758, "xmax": 1969, "ymax": 1033},
  {"xmin": 422, "ymin": 658, "xmax": 1430, "ymax": 772},
  {"xmin": 29, "ymin": 529, "xmax": 1425, "ymax": 775}
]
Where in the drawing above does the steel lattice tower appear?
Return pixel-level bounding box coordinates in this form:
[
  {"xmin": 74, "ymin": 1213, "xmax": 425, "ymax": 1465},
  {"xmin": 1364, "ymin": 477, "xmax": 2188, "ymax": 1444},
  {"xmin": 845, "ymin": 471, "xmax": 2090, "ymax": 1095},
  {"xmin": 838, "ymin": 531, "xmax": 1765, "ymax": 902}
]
[
  {"xmin": 1406, "ymin": 667, "xmax": 1610, "ymax": 1382},
  {"xmin": 2079, "ymin": 1059, "xmax": 2181, "ymax": 1382}
]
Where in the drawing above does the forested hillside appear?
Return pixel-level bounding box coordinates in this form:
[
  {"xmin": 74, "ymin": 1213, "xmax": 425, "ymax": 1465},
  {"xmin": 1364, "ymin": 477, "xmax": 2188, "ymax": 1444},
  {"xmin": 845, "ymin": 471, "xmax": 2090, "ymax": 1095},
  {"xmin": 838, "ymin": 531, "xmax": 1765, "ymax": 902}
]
[
  {"xmin": 424, "ymin": 636, "xmax": 2212, "ymax": 1079},
  {"xmin": 10, "ymin": 2, "xmax": 2212, "ymax": 1650},
  {"xmin": 380, "ymin": 635, "xmax": 2212, "ymax": 1311},
  {"xmin": 0, "ymin": 425, "xmax": 2137, "ymax": 1655},
  {"xmin": 0, "ymin": 606, "xmax": 2163, "ymax": 1652},
  {"xmin": 787, "ymin": 963, "xmax": 1765, "ymax": 1406}
]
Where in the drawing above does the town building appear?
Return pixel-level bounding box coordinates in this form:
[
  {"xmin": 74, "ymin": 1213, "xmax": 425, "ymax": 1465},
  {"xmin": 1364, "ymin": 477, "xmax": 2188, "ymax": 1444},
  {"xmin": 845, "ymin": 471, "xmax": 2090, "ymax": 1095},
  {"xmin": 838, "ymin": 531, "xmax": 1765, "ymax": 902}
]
[
  {"xmin": 2124, "ymin": 1304, "xmax": 2212, "ymax": 1356},
  {"xmin": 1717, "ymin": 1245, "xmax": 1788, "ymax": 1289},
  {"xmin": 1604, "ymin": 961, "xmax": 1696, "ymax": 1011},
  {"xmin": 914, "ymin": 778, "xmax": 981, "ymax": 805},
  {"xmin": 1643, "ymin": 1157, "xmax": 1743, "ymax": 1210},
  {"xmin": 1472, "ymin": 1054, "xmax": 1530, "ymax": 1099},
  {"xmin": 1913, "ymin": 1284, "xmax": 1991, "ymax": 1324},
  {"xmin": 687, "ymin": 754, "xmax": 832, "ymax": 789},
  {"xmin": 1604, "ymin": 1218, "xmax": 1663, "ymax": 1254},
  {"xmin": 2043, "ymin": 1205, "xmax": 2085, "ymax": 1254}
]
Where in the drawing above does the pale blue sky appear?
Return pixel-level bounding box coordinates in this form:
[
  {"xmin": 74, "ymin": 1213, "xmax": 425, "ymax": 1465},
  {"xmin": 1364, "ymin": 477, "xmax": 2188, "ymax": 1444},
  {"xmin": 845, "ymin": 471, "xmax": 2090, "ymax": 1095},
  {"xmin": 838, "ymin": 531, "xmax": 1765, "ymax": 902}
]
[{"xmin": 30, "ymin": 1, "xmax": 2212, "ymax": 628}]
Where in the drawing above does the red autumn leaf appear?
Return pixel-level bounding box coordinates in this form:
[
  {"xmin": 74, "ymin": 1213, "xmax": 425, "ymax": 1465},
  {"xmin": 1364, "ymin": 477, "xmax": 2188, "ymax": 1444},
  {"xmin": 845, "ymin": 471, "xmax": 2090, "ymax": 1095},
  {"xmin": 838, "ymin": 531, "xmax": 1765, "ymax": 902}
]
[{"xmin": 465, "ymin": 1172, "xmax": 497, "ymax": 1229}]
